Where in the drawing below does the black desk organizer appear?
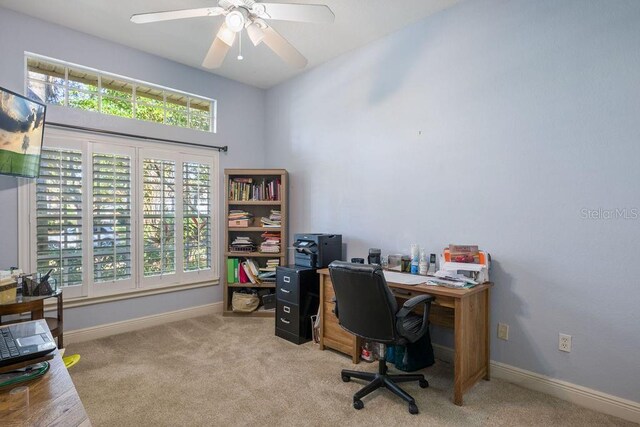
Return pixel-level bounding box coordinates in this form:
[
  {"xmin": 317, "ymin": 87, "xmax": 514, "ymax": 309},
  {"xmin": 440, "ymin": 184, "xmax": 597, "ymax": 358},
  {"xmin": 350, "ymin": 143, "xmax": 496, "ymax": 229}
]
[{"xmin": 275, "ymin": 265, "xmax": 319, "ymax": 345}]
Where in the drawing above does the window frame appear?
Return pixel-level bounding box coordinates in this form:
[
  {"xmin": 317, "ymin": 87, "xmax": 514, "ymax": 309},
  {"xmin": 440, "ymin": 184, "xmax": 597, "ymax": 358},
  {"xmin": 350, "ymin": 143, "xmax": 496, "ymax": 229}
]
[
  {"xmin": 24, "ymin": 53, "xmax": 217, "ymax": 133},
  {"xmin": 18, "ymin": 128, "xmax": 219, "ymax": 303}
]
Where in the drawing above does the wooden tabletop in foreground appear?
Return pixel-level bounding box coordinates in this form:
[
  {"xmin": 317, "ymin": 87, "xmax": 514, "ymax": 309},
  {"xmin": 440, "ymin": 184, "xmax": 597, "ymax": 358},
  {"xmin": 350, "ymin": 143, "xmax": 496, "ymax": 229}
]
[{"xmin": 0, "ymin": 321, "xmax": 90, "ymax": 427}]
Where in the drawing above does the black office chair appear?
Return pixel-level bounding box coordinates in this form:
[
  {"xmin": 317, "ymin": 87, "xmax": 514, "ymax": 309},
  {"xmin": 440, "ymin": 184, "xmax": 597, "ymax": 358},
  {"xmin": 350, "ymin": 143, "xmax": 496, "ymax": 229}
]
[{"xmin": 328, "ymin": 261, "xmax": 434, "ymax": 414}]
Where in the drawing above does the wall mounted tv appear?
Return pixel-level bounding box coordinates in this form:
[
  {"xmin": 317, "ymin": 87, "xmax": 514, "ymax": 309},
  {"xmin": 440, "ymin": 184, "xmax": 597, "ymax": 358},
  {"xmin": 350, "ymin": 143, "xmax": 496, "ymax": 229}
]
[{"xmin": 0, "ymin": 86, "xmax": 46, "ymax": 178}]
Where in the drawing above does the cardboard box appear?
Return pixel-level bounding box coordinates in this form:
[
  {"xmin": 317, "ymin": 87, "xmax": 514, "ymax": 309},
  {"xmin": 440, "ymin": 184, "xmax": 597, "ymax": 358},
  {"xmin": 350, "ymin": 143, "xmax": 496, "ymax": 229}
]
[
  {"xmin": 228, "ymin": 219, "xmax": 251, "ymax": 228},
  {"xmin": 0, "ymin": 281, "xmax": 17, "ymax": 304}
]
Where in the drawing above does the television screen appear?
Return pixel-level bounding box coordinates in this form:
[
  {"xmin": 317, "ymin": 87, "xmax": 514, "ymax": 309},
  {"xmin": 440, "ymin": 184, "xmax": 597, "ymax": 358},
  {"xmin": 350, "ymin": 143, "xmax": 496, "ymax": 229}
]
[{"xmin": 0, "ymin": 86, "xmax": 46, "ymax": 178}]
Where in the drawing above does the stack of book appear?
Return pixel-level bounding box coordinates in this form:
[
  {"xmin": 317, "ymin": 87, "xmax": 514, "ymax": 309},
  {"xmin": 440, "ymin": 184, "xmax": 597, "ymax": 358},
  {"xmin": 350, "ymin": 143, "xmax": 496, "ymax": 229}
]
[
  {"xmin": 259, "ymin": 231, "xmax": 280, "ymax": 253},
  {"xmin": 260, "ymin": 210, "xmax": 281, "ymax": 228},
  {"xmin": 258, "ymin": 259, "xmax": 279, "ymax": 283},
  {"xmin": 251, "ymin": 178, "xmax": 281, "ymax": 201},
  {"xmin": 229, "ymin": 236, "xmax": 255, "ymax": 253},
  {"xmin": 229, "ymin": 177, "xmax": 253, "ymax": 201},
  {"xmin": 228, "ymin": 210, "xmax": 253, "ymax": 227}
]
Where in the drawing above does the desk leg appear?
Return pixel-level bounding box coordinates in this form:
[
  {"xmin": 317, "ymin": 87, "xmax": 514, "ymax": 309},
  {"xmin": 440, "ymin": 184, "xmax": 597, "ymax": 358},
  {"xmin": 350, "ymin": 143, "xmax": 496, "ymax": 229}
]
[
  {"xmin": 453, "ymin": 290, "xmax": 489, "ymax": 406},
  {"xmin": 483, "ymin": 287, "xmax": 490, "ymax": 381}
]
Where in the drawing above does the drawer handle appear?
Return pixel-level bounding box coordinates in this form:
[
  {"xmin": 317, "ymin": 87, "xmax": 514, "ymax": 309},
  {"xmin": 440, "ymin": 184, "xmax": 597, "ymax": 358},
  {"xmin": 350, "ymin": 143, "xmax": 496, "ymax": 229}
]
[
  {"xmin": 281, "ymin": 288, "xmax": 291, "ymax": 294},
  {"xmin": 280, "ymin": 318, "xmax": 290, "ymax": 324},
  {"xmin": 284, "ymin": 276, "xmax": 290, "ymax": 283},
  {"xmin": 283, "ymin": 306, "xmax": 291, "ymax": 313}
]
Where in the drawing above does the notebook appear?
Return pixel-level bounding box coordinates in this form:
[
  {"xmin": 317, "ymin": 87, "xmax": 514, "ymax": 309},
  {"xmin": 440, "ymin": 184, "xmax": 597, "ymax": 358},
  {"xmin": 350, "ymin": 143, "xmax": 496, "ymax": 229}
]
[{"xmin": 0, "ymin": 321, "xmax": 57, "ymax": 368}]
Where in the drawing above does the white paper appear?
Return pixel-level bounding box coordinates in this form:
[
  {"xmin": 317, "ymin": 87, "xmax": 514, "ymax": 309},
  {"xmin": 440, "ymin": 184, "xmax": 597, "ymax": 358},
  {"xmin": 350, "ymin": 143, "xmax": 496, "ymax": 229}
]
[{"xmin": 383, "ymin": 270, "xmax": 429, "ymax": 286}]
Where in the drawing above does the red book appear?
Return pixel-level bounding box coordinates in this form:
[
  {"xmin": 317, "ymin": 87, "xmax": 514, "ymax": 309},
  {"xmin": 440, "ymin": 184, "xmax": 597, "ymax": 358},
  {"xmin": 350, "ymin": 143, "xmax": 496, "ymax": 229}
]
[{"xmin": 239, "ymin": 263, "xmax": 249, "ymax": 283}]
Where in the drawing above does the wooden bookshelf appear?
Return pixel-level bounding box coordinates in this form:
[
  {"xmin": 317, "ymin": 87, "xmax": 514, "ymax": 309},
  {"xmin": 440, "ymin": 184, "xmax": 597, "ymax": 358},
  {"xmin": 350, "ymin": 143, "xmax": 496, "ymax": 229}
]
[{"xmin": 223, "ymin": 169, "xmax": 288, "ymax": 317}]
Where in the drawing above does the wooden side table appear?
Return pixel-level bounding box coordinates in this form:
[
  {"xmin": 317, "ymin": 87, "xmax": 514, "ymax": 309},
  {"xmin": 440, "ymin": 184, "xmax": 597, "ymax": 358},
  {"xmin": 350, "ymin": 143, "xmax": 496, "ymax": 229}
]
[{"xmin": 0, "ymin": 290, "xmax": 63, "ymax": 348}]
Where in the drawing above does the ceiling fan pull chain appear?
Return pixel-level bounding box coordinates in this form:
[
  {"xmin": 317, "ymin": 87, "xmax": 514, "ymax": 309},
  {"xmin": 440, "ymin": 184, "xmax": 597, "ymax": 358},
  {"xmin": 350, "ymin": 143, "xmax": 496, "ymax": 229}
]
[{"xmin": 237, "ymin": 30, "xmax": 244, "ymax": 60}]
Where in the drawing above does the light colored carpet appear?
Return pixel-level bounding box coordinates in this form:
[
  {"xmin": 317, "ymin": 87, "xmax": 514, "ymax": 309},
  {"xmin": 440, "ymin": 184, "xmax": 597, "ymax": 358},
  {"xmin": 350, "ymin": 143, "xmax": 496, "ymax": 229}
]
[{"xmin": 65, "ymin": 315, "xmax": 633, "ymax": 427}]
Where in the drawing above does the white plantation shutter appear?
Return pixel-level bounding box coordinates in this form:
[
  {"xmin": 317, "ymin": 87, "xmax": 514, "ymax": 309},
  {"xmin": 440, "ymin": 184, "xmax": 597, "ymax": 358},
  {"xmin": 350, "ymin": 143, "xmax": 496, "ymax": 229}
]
[
  {"xmin": 92, "ymin": 152, "xmax": 133, "ymax": 284},
  {"xmin": 35, "ymin": 148, "xmax": 83, "ymax": 289},
  {"xmin": 142, "ymin": 158, "xmax": 176, "ymax": 279},
  {"xmin": 20, "ymin": 128, "xmax": 218, "ymax": 300},
  {"xmin": 183, "ymin": 162, "xmax": 212, "ymax": 272}
]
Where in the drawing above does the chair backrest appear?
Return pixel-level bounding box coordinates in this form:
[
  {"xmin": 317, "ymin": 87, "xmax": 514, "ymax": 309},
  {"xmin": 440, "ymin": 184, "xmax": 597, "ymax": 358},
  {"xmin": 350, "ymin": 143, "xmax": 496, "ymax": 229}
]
[{"xmin": 328, "ymin": 261, "xmax": 398, "ymax": 343}]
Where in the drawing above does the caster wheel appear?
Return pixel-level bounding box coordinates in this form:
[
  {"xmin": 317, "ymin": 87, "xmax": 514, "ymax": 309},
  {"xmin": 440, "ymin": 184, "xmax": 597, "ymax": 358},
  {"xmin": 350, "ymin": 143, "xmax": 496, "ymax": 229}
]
[
  {"xmin": 419, "ymin": 379, "xmax": 429, "ymax": 388},
  {"xmin": 408, "ymin": 403, "xmax": 419, "ymax": 415},
  {"xmin": 341, "ymin": 375, "xmax": 351, "ymax": 382},
  {"xmin": 353, "ymin": 399, "xmax": 364, "ymax": 410}
]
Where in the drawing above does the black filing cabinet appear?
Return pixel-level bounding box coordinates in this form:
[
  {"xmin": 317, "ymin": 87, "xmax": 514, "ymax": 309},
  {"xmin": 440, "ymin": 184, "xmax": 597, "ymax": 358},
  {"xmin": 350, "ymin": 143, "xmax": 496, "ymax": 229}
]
[{"xmin": 275, "ymin": 265, "xmax": 319, "ymax": 344}]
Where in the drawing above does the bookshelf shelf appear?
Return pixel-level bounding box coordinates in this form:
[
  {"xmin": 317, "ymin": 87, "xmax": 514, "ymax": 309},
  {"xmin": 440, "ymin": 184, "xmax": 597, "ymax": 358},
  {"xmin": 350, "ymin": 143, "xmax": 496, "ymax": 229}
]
[
  {"xmin": 228, "ymin": 200, "xmax": 282, "ymax": 206},
  {"xmin": 227, "ymin": 283, "xmax": 276, "ymax": 288},
  {"xmin": 223, "ymin": 169, "xmax": 288, "ymax": 317},
  {"xmin": 225, "ymin": 251, "xmax": 284, "ymax": 258},
  {"xmin": 228, "ymin": 227, "xmax": 281, "ymax": 232}
]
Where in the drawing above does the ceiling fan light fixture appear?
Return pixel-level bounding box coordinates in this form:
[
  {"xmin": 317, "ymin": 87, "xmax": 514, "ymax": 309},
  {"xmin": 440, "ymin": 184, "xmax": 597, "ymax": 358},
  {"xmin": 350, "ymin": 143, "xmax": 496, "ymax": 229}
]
[
  {"xmin": 225, "ymin": 10, "xmax": 246, "ymax": 33},
  {"xmin": 247, "ymin": 22, "xmax": 265, "ymax": 46}
]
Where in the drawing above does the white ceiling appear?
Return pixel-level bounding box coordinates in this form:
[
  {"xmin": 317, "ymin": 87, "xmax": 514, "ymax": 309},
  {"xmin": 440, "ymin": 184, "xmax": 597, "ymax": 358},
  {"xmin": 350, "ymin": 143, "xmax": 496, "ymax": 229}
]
[{"xmin": 0, "ymin": 0, "xmax": 461, "ymax": 89}]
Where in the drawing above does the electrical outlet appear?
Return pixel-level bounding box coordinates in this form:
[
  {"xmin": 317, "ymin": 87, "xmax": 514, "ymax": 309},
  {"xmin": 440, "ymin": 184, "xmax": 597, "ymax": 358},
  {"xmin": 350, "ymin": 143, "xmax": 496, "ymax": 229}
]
[
  {"xmin": 497, "ymin": 323, "xmax": 509, "ymax": 340},
  {"xmin": 559, "ymin": 333, "xmax": 572, "ymax": 352}
]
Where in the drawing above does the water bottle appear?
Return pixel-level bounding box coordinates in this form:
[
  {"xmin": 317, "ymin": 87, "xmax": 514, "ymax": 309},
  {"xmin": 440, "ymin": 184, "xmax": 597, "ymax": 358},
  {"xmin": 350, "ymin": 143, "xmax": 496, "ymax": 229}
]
[
  {"xmin": 410, "ymin": 244, "xmax": 419, "ymax": 274},
  {"xmin": 419, "ymin": 250, "xmax": 428, "ymax": 275}
]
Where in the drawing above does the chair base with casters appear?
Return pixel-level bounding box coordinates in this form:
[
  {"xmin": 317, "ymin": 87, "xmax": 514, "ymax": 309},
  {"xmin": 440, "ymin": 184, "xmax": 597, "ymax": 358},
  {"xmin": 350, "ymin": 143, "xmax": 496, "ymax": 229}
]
[
  {"xmin": 328, "ymin": 261, "xmax": 435, "ymax": 415},
  {"xmin": 341, "ymin": 343, "xmax": 428, "ymax": 414}
]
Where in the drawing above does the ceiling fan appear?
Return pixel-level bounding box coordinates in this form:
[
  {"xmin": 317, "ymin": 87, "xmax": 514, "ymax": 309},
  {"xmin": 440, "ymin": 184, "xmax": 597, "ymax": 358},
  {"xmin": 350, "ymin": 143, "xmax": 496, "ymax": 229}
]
[{"xmin": 131, "ymin": 0, "xmax": 335, "ymax": 69}]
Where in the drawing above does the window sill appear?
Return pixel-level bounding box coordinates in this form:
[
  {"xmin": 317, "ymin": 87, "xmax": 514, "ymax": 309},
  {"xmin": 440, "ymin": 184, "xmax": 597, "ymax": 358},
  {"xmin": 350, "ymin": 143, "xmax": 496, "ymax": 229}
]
[{"xmin": 43, "ymin": 279, "xmax": 219, "ymax": 310}]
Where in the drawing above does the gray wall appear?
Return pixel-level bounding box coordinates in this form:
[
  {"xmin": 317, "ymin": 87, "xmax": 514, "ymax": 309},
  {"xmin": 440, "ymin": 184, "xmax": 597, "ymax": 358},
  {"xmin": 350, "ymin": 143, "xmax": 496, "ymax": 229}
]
[
  {"xmin": 0, "ymin": 7, "xmax": 266, "ymax": 330},
  {"xmin": 265, "ymin": 0, "xmax": 640, "ymax": 401}
]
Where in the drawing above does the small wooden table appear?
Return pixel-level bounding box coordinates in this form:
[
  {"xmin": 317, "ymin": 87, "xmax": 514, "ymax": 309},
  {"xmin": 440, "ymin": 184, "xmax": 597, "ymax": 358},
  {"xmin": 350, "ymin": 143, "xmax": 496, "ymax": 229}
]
[
  {"xmin": 0, "ymin": 290, "xmax": 63, "ymax": 349},
  {"xmin": 318, "ymin": 268, "xmax": 491, "ymax": 406},
  {"xmin": 0, "ymin": 320, "xmax": 90, "ymax": 426}
]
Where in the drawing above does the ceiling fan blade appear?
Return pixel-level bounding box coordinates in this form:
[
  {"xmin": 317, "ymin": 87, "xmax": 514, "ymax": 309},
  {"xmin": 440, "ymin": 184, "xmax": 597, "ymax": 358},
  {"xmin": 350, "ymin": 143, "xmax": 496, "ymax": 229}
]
[
  {"xmin": 256, "ymin": 3, "xmax": 334, "ymax": 23},
  {"xmin": 131, "ymin": 7, "xmax": 225, "ymax": 24},
  {"xmin": 202, "ymin": 24, "xmax": 236, "ymax": 69},
  {"xmin": 203, "ymin": 38, "xmax": 232, "ymax": 68},
  {"xmin": 262, "ymin": 26, "xmax": 308, "ymax": 68}
]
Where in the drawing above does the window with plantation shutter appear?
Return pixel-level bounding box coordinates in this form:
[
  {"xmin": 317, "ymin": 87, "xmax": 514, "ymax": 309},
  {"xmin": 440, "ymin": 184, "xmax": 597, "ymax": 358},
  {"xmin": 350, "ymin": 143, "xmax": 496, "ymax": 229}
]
[
  {"xmin": 93, "ymin": 151, "xmax": 133, "ymax": 284},
  {"xmin": 142, "ymin": 158, "xmax": 176, "ymax": 278},
  {"xmin": 183, "ymin": 162, "xmax": 212, "ymax": 272},
  {"xmin": 20, "ymin": 128, "xmax": 218, "ymax": 302},
  {"xmin": 35, "ymin": 148, "xmax": 83, "ymax": 289}
]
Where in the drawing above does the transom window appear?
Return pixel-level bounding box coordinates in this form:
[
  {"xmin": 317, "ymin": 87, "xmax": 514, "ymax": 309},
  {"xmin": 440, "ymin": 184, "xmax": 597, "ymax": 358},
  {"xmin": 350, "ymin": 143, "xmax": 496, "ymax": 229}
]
[{"xmin": 24, "ymin": 54, "xmax": 216, "ymax": 133}]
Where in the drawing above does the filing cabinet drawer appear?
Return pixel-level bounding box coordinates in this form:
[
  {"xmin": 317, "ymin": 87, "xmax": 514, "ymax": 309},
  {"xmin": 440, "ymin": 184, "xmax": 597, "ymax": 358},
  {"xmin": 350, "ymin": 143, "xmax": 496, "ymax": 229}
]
[
  {"xmin": 276, "ymin": 270, "xmax": 299, "ymax": 304},
  {"xmin": 276, "ymin": 301, "xmax": 300, "ymax": 335}
]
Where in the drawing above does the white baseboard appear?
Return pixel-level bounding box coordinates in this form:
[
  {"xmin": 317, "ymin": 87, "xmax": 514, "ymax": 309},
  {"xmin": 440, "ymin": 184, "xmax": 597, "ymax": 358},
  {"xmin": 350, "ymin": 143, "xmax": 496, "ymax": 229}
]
[
  {"xmin": 432, "ymin": 344, "xmax": 639, "ymax": 424},
  {"xmin": 64, "ymin": 302, "xmax": 223, "ymax": 345}
]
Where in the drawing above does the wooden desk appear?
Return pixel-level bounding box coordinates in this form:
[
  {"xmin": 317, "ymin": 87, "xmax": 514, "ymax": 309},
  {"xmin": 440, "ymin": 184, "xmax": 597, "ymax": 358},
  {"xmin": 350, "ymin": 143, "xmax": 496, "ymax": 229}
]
[
  {"xmin": 318, "ymin": 269, "xmax": 491, "ymax": 406},
  {"xmin": 0, "ymin": 320, "xmax": 90, "ymax": 426}
]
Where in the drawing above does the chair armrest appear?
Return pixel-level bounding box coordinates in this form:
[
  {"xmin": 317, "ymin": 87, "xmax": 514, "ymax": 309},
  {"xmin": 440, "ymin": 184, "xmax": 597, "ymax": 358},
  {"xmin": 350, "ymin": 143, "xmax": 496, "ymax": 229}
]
[{"xmin": 396, "ymin": 294, "xmax": 434, "ymax": 343}]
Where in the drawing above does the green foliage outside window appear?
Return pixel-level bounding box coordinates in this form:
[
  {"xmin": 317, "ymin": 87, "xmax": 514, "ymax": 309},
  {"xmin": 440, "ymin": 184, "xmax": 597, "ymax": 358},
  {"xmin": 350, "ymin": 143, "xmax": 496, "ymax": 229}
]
[{"xmin": 26, "ymin": 58, "xmax": 214, "ymax": 132}]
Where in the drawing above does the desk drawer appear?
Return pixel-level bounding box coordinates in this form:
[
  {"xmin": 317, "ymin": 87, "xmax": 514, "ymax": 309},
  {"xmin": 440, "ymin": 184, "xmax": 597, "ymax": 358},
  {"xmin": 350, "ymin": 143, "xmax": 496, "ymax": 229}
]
[{"xmin": 391, "ymin": 288, "xmax": 454, "ymax": 309}]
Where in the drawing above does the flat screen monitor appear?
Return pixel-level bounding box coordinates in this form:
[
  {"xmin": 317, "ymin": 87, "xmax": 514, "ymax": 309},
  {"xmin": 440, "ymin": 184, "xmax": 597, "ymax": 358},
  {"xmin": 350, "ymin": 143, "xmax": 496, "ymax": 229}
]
[{"xmin": 0, "ymin": 86, "xmax": 47, "ymax": 178}]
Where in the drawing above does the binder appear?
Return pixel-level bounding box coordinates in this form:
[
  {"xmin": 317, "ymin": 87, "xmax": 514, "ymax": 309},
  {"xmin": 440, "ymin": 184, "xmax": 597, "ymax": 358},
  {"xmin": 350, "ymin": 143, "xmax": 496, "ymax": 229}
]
[{"xmin": 227, "ymin": 259, "xmax": 235, "ymax": 283}]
